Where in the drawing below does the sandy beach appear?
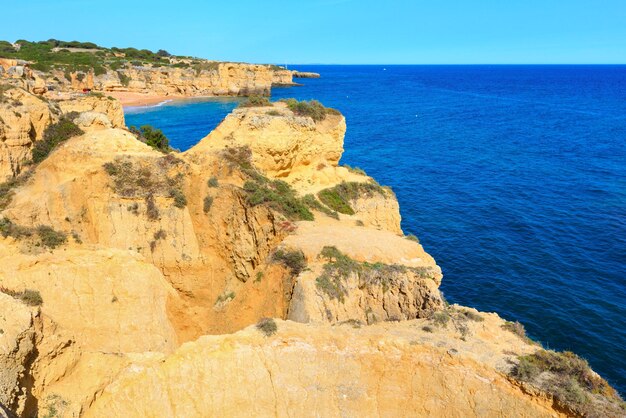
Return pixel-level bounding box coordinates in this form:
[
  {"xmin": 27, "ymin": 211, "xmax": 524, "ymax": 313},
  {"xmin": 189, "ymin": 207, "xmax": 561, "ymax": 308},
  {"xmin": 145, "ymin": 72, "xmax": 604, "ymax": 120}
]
[{"xmin": 107, "ymin": 91, "xmax": 181, "ymax": 107}]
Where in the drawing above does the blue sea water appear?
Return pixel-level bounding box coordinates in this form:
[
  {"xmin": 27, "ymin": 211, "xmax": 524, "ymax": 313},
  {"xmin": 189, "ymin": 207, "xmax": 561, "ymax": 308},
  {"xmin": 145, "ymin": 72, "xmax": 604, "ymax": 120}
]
[{"xmin": 126, "ymin": 65, "xmax": 626, "ymax": 395}]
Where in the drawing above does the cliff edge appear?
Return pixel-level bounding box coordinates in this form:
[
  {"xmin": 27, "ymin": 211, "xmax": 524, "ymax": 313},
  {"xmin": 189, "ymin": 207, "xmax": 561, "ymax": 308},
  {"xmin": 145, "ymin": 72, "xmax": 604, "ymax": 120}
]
[{"xmin": 0, "ymin": 93, "xmax": 623, "ymax": 417}]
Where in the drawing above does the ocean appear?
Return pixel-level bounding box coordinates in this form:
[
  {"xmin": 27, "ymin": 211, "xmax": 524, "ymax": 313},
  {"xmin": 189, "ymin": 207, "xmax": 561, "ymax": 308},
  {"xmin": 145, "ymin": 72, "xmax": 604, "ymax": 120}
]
[{"xmin": 126, "ymin": 65, "xmax": 626, "ymax": 394}]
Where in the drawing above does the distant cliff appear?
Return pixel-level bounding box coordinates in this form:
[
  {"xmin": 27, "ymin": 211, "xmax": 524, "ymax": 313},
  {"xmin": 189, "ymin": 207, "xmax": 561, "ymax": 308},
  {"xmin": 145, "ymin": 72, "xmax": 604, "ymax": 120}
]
[{"xmin": 0, "ymin": 39, "xmax": 310, "ymax": 98}]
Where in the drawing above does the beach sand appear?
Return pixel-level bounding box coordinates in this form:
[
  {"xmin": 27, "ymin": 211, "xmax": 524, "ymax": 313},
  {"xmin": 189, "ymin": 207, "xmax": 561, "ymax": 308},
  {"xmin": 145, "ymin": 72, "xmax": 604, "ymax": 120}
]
[{"xmin": 107, "ymin": 91, "xmax": 180, "ymax": 107}]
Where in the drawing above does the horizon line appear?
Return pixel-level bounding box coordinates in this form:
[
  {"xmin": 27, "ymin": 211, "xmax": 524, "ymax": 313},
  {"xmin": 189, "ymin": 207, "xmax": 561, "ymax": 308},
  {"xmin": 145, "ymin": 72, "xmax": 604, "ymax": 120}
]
[{"xmin": 281, "ymin": 63, "xmax": 626, "ymax": 66}]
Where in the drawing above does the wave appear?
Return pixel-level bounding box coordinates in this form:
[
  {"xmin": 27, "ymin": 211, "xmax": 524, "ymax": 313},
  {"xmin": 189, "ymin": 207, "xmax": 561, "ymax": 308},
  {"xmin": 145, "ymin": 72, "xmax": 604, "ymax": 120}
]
[{"xmin": 124, "ymin": 99, "xmax": 174, "ymax": 114}]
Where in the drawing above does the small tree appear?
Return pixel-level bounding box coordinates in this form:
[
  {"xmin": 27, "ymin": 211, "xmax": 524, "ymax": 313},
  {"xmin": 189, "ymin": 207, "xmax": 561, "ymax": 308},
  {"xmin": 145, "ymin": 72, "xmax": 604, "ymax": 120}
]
[{"xmin": 132, "ymin": 125, "xmax": 171, "ymax": 152}]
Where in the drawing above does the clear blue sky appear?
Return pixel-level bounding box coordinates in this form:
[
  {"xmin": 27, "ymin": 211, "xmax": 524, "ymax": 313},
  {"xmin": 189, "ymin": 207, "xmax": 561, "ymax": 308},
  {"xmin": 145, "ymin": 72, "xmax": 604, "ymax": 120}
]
[{"xmin": 3, "ymin": 0, "xmax": 625, "ymax": 64}]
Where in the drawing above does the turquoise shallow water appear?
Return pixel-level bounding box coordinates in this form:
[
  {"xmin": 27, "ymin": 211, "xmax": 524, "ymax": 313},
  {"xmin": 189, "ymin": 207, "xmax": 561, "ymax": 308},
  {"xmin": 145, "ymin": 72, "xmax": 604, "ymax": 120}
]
[{"xmin": 126, "ymin": 65, "xmax": 626, "ymax": 394}]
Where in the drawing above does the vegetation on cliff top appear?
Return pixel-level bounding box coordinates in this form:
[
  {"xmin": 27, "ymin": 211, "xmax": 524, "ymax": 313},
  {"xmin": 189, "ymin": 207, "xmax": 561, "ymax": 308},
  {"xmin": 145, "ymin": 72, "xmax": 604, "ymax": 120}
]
[
  {"xmin": 317, "ymin": 181, "xmax": 388, "ymax": 216},
  {"xmin": 0, "ymin": 287, "xmax": 43, "ymax": 306},
  {"xmin": 272, "ymin": 248, "xmax": 307, "ymax": 276},
  {"xmin": 102, "ymin": 154, "xmax": 187, "ymax": 213},
  {"xmin": 0, "ymin": 171, "xmax": 31, "ymax": 210},
  {"xmin": 256, "ymin": 318, "xmax": 278, "ymax": 337},
  {"xmin": 0, "ymin": 218, "xmax": 67, "ymax": 249},
  {"xmin": 130, "ymin": 125, "xmax": 172, "ymax": 153},
  {"xmin": 315, "ymin": 245, "xmax": 435, "ymax": 304},
  {"xmin": 280, "ymin": 98, "xmax": 341, "ymax": 121},
  {"xmin": 0, "ymin": 39, "xmax": 286, "ymax": 76},
  {"xmin": 238, "ymin": 95, "xmax": 272, "ymax": 108},
  {"xmin": 510, "ymin": 349, "xmax": 625, "ymax": 417},
  {"xmin": 221, "ymin": 145, "xmax": 314, "ymax": 221},
  {"xmin": 32, "ymin": 115, "xmax": 84, "ymax": 163}
]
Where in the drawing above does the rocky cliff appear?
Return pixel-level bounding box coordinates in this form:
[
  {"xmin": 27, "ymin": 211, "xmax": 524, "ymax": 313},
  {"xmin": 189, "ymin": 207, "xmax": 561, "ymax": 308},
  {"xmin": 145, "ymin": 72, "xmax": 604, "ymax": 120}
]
[
  {"xmin": 0, "ymin": 86, "xmax": 124, "ymax": 181},
  {"xmin": 0, "ymin": 95, "xmax": 623, "ymax": 417},
  {"xmin": 1, "ymin": 56, "xmax": 299, "ymax": 99},
  {"xmin": 52, "ymin": 63, "xmax": 296, "ymax": 97}
]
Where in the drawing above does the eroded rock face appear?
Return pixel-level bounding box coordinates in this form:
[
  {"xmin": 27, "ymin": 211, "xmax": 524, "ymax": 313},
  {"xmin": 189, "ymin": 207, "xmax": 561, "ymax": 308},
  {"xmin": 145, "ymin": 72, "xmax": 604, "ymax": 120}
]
[
  {"xmin": 0, "ymin": 294, "xmax": 35, "ymax": 416},
  {"xmin": 0, "ymin": 243, "xmax": 178, "ymax": 353},
  {"xmin": 57, "ymin": 94, "xmax": 125, "ymax": 128},
  {"xmin": 0, "ymin": 86, "xmax": 124, "ymax": 181},
  {"xmin": 187, "ymin": 103, "xmax": 348, "ymax": 185},
  {"xmin": 283, "ymin": 222, "xmax": 443, "ymax": 324},
  {"xmin": 0, "ymin": 87, "xmax": 58, "ymax": 180},
  {"xmin": 83, "ymin": 320, "xmax": 565, "ymax": 418},
  {"xmin": 45, "ymin": 63, "xmax": 295, "ymax": 97}
]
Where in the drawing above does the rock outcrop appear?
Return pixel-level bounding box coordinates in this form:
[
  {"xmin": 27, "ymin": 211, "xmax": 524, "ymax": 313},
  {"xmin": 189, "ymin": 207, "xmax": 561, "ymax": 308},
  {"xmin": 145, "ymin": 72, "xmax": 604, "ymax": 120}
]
[
  {"xmin": 0, "ymin": 86, "xmax": 125, "ymax": 181},
  {"xmin": 0, "ymin": 293, "xmax": 35, "ymax": 416},
  {"xmin": 294, "ymin": 71, "xmax": 321, "ymax": 78},
  {"xmin": 56, "ymin": 94, "xmax": 124, "ymax": 128},
  {"xmin": 0, "ymin": 99, "xmax": 622, "ymax": 417},
  {"xmin": 0, "ymin": 86, "xmax": 58, "ymax": 180},
  {"xmin": 84, "ymin": 318, "xmax": 564, "ymax": 418}
]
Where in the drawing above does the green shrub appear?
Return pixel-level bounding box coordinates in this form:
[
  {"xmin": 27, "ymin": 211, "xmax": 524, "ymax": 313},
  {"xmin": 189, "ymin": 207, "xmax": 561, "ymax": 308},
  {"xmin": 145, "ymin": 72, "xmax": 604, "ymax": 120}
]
[
  {"xmin": 32, "ymin": 116, "xmax": 83, "ymax": 163},
  {"xmin": 314, "ymin": 246, "xmax": 433, "ymax": 303},
  {"xmin": 215, "ymin": 291, "xmax": 235, "ymax": 304},
  {"xmin": 117, "ymin": 71, "xmax": 130, "ymax": 86},
  {"xmin": 256, "ymin": 317, "xmax": 277, "ymax": 336},
  {"xmin": 0, "ymin": 288, "xmax": 43, "ymax": 306},
  {"xmin": 502, "ymin": 321, "xmax": 528, "ymax": 340},
  {"xmin": 280, "ymin": 98, "xmax": 340, "ymax": 121},
  {"xmin": 192, "ymin": 61, "xmax": 219, "ymax": 75},
  {"xmin": 510, "ymin": 349, "xmax": 623, "ymax": 414},
  {"xmin": 149, "ymin": 229, "xmax": 166, "ymax": 252},
  {"xmin": 132, "ymin": 125, "xmax": 171, "ymax": 152},
  {"xmin": 317, "ymin": 188, "xmax": 354, "ymax": 215},
  {"xmin": 0, "ymin": 171, "xmax": 32, "ymax": 210},
  {"xmin": 266, "ymin": 110, "xmax": 282, "ymax": 116},
  {"xmin": 431, "ymin": 311, "xmax": 450, "ymax": 327},
  {"xmin": 315, "ymin": 274, "xmax": 347, "ymax": 302},
  {"xmin": 93, "ymin": 65, "xmax": 107, "ymax": 76},
  {"xmin": 302, "ymin": 194, "xmax": 339, "ymax": 219},
  {"xmin": 72, "ymin": 231, "xmax": 82, "ymax": 244},
  {"xmin": 255, "ymin": 271, "xmax": 264, "ymax": 283},
  {"xmin": 343, "ymin": 165, "xmax": 366, "ymax": 175},
  {"xmin": 405, "ymin": 234, "xmax": 420, "ymax": 243},
  {"xmin": 37, "ymin": 225, "xmax": 67, "ymax": 248},
  {"xmin": 145, "ymin": 193, "xmax": 159, "ymax": 220},
  {"xmin": 169, "ymin": 187, "xmax": 187, "ymax": 208},
  {"xmin": 0, "ymin": 218, "xmax": 33, "ymax": 239},
  {"xmin": 317, "ymin": 182, "xmax": 387, "ymax": 216},
  {"xmin": 461, "ymin": 310, "xmax": 484, "ymax": 322},
  {"xmin": 422, "ymin": 325, "xmax": 434, "ymax": 333},
  {"xmin": 243, "ymin": 178, "xmax": 313, "ymax": 221},
  {"xmin": 203, "ymin": 196, "xmax": 213, "ymax": 213},
  {"xmin": 207, "ymin": 176, "xmax": 219, "ymax": 187},
  {"xmin": 238, "ymin": 95, "xmax": 271, "ymax": 107},
  {"xmin": 103, "ymin": 158, "xmax": 185, "ymax": 212},
  {"xmin": 221, "ymin": 146, "xmax": 253, "ymax": 170},
  {"xmin": 272, "ymin": 249, "xmax": 306, "ymax": 275}
]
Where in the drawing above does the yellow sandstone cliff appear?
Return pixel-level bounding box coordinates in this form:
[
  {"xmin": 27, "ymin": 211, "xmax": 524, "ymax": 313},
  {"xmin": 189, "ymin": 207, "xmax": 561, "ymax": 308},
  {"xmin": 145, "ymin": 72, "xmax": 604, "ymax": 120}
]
[{"xmin": 0, "ymin": 94, "xmax": 623, "ymax": 417}]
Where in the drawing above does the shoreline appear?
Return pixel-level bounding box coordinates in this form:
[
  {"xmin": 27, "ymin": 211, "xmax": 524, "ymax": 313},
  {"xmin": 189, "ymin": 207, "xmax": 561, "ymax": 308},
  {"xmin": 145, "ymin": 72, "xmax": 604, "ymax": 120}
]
[
  {"xmin": 111, "ymin": 92, "xmax": 245, "ymax": 109},
  {"xmin": 107, "ymin": 91, "xmax": 184, "ymax": 107}
]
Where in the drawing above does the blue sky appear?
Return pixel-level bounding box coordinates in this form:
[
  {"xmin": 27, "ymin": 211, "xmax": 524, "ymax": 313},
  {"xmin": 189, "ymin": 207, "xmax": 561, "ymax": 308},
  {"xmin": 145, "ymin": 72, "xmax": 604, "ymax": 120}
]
[{"xmin": 3, "ymin": 0, "xmax": 625, "ymax": 64}]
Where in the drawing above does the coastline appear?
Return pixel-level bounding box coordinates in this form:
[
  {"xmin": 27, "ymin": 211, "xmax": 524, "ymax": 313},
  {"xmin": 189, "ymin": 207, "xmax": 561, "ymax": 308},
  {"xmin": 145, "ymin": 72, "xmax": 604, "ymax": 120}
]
[{"xmin": 107, "ymin": 91, "xmax": 183, "ymax": 107}]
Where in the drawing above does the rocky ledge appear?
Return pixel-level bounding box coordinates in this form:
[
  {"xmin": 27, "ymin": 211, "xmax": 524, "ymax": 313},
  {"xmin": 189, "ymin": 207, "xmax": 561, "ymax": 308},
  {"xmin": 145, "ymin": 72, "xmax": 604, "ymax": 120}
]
[
  {"xmin": 0, "ymin": 91, "xmax": 623, "ymax": 417},
  {"xmin": 293, "ymin": 71, "xmax": 321, "ymax": 78}
]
